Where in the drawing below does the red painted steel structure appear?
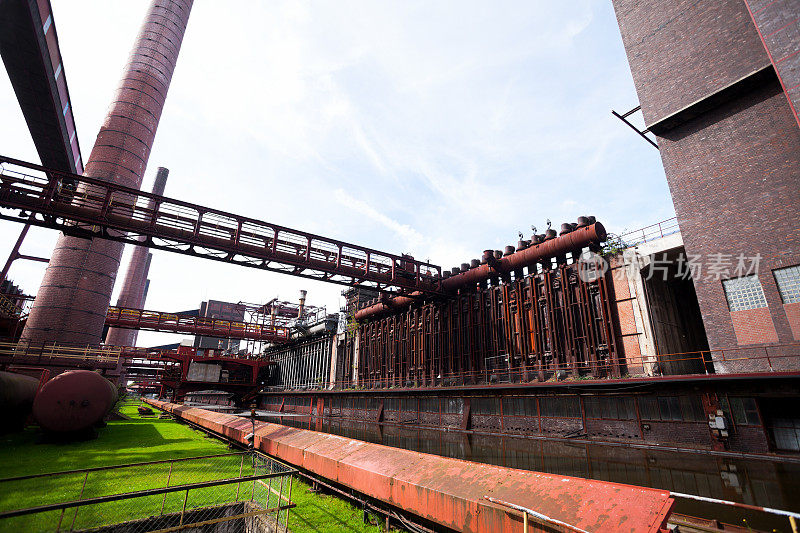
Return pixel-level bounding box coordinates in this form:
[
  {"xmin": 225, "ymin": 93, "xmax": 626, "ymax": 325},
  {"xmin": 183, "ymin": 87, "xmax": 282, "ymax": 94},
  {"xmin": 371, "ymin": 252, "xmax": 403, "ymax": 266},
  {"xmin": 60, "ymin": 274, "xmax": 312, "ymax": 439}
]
[
  {"xmin": 0, "ymin": 0, "xmax": 84, "ymax": 288},
  {"xmin": 145, "ymin": 399, "xmax": 674, "ymax": 533},
  {"xmin": 0, "ymin": 156, "xmax": 442, "ymax": 294},
  {"xmin": 20, "ymin": 0, "xmax": 193, "ymax": 346},
  {"xmin": 106, "ymin": 167, "xmax": 169, "ymax": 347},
  {"xmin": 105, "ymin": 305, "xmax": 291, "ymax": 343},
  {"xmin": 155, "ymin": 351, "xmax": 276, "ymax": 403},
  {"xmin": 744, "ymin": 0, "xmax": 800, "ymax": 129}
]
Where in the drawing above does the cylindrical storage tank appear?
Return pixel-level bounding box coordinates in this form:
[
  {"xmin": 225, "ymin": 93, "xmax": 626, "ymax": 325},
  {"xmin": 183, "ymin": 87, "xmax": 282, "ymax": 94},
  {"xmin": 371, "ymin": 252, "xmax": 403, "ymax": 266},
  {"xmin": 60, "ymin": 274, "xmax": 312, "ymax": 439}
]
[
  {"xmin": 33, "ymin": 370, "xmax": 118, "ymax": 433},
  {"xmin": 0, "ymin": 371, "xmax": 40, "ymax": 431}
]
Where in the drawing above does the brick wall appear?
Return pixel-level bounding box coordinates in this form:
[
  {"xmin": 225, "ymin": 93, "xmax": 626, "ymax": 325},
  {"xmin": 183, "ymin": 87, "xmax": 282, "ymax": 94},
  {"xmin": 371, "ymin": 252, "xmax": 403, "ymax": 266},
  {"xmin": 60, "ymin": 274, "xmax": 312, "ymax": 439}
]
[
  {"xmin": 657, "ymin": 81, "xmax": 800, "ymax": 353},
  {"xmin": 609, "ymin": 256, "xmax": 646, "ymax": 373},
  {"xmin": 612, "ymin": 0, "xmax": 769, "ymax": 125},
  {"xmin": 785, "ymin": 302, "xmax": 800, "ymax": 340},
  {"xmin": 613, "ymin": 0, "xmax": 800, "ymax": 360},
  {"xmin": 730, "ymin": 308, "xmax": 779, "ymax": 345}
]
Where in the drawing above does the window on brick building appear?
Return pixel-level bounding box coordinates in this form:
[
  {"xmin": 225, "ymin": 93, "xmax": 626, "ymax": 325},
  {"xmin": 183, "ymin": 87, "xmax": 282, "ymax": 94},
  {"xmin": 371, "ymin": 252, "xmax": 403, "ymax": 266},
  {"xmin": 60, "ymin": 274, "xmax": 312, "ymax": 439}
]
[
  {"xmin": 384, "ymin": 398, "xmax": 399, "ymax": 411},
  {"xmin": 722, "ymin": 275, "xmax": 768, "ymax": 311},
  {"xmin": 584, "ymin": 396, "xmax": 636, "ymax": 420},
  {"xmin": 729, "ymin": 397, "xmax": 760, "ymax": 426},
  {"xmin": 774, "ymin": 265, "xmax": 800, "ymax": 304},
  {"xmin": 443, "ymin": 397, "xmax": 464, "ymax": 414}
]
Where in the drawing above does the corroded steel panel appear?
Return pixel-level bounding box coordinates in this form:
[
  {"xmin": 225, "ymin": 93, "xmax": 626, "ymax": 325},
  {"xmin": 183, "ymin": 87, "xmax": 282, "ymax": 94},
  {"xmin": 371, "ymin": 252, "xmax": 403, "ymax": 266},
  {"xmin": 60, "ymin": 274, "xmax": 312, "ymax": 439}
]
[{"xmin": 147, "ymin": 400, "xmax": 673, "ymax": 532}]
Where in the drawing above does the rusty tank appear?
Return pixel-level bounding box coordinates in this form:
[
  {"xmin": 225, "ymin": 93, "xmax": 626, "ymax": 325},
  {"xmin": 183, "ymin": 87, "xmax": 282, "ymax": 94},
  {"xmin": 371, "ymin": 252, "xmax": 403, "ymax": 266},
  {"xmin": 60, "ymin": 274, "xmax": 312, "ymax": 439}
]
[
  {"xmin": 32, "ymin": 370, "xmax": 118, "ymax": 433},
  {"xmin": 0, "ymin": 370, "xmax": 40, "ymax": 432}
]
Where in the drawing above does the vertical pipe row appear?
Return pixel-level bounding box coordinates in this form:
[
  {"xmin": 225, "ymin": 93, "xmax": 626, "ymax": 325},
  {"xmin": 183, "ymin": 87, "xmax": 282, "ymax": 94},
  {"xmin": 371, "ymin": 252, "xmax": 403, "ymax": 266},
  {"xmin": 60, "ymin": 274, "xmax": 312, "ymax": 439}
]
[{"xmin": 350, "ymin": 259, "xmax": 621, "ymax": 388}]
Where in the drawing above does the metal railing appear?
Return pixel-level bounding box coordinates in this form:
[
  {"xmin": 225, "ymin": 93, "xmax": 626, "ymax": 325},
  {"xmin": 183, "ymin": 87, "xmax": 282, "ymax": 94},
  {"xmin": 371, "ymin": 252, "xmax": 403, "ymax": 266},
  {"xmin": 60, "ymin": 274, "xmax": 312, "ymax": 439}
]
[
  {"xmin": 0, "ymin": 452, "xmax": 297, "ymax": 533},
  {"xmin": 0, "ymin": 154, "xmax": 441, "ymax": 294},
  {"xmin": 106, "ymin": 305, "xmax": 292, "ymax": 343},
  {"xmin": 619, "ymin": 217, "xmax": 680, "ymax": 246},
  {"xmin": 0, "ymin": 340, "xmax": 128, "ymax": 364},
  {"xmin": 315, "ymin": 342, "xmax": 800, "ymax": 391},
  {"xmin": 0, "ymin": 292, "xmax": 24, "ymax": 319}
]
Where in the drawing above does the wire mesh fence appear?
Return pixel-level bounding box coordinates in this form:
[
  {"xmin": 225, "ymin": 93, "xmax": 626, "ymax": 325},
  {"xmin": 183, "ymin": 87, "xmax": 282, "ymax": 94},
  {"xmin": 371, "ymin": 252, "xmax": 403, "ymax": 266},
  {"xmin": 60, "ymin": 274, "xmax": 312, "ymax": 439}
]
[{"xmin": 0, "ymin": 452, "xmax": 296, "ymax": 533}]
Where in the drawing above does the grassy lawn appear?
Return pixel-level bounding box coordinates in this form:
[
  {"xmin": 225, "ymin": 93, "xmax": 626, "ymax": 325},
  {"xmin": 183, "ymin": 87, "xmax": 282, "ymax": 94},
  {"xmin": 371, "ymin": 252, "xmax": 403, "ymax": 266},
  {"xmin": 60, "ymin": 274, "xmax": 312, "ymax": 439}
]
[
  {"xmin": 288, "ymin": 478, "xmax": 385, "ymax": 533},
  {"xmin": 0, "ymin": 399, "xmax": 386, "ymax": 532}
]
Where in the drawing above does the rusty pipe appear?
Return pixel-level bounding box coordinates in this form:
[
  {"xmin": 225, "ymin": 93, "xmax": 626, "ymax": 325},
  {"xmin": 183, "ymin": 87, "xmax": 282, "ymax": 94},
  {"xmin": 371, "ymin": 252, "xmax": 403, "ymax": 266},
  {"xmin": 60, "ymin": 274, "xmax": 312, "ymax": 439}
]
[{"xmin": 355, "ymin": 222, "xmax": 605, "ymax": 321}]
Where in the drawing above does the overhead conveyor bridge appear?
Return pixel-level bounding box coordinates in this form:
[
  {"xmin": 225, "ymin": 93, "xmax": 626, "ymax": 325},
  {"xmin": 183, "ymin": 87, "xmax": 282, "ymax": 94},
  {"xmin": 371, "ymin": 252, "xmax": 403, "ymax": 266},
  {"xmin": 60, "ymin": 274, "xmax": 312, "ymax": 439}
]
[{"xmin": 0, "ymin": 156, "xmax": 442, "ymax": 296}]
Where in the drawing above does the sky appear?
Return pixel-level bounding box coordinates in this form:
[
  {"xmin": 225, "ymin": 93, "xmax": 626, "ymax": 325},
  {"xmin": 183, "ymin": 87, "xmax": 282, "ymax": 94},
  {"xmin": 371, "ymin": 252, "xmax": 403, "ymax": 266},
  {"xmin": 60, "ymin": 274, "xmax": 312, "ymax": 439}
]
[{"xmin": 0, "ymin": 0, "xmax": 673, "ymax": 347}]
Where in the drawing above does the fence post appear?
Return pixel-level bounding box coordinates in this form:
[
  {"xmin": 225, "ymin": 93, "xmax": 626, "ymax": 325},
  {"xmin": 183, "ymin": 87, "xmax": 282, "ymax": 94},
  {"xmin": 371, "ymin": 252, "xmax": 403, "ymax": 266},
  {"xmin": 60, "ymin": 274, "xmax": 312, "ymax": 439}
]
[
  {"xmin": 180, "ymin": 489, "xmax": 189, "ymax": 525},
  {"xmin": 766, "ymin": 346, "xmax": 773, "ymax": 372},
  {"xmin": 273, "ymin": 473, "xmax": 285, "ymax": 529},
  {"xmin": 283, "ymin": 474, "xmax": 293, "ymax": 533},
  {"xmin": 69, "ymin": 471, "xmax": 89, "ymax": 530},
  {"xmin": 234, "ymin": 454, "xmax": 244, "ymax": 502},
  {"xmin": 160, "ymin": 461, "xmax": 174, "ymax": 515}
]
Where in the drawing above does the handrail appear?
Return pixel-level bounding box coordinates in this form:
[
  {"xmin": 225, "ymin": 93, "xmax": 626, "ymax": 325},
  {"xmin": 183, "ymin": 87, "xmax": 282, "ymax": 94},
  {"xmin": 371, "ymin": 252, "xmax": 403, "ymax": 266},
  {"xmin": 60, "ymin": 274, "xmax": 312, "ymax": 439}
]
[
  {"xmin": 106, "ymin": 305, "xmax": 292, "ymax": 342},
  {"xmin": 0, "ymin": 154, "xmax": 441, "ymax": 293},
  {"xmin": 483, "ymin": 496, "xmax": 591, "ymax": 533},
  {"xmin": 320, "ymin": 342, "xmax": 800, "ymax": 390},
  {"xmin": 619, "ymin": 217, "xmax": 679, "ymax": 245}
]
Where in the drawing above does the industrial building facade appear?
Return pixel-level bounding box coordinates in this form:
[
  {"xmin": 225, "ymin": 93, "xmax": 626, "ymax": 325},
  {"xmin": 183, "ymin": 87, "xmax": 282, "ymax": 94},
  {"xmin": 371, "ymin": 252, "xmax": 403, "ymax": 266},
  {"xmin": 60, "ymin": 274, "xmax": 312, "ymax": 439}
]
[{"xmin": 612, "ymin": 0, "xmax": 800, "ymax": 366}]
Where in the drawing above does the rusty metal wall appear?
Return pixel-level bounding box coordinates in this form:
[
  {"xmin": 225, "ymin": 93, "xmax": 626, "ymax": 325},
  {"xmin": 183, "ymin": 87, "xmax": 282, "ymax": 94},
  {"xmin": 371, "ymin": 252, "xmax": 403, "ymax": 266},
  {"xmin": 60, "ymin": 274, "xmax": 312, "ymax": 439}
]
[
  {"xmin": 21, "ymin": 1, "xmax": 192, "ymax": 345},
  {"xmin": 350, "ymin": 260, "xmax": 621, "ymax": 388}
]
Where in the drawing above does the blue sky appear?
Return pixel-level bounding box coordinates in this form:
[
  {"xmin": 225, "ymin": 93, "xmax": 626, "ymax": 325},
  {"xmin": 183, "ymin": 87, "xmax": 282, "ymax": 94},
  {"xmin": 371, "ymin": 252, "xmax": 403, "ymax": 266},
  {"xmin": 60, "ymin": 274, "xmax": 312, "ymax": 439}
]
[{"xmin": 0, "ymin": 1, "xmax": 674, "ymax": 347}]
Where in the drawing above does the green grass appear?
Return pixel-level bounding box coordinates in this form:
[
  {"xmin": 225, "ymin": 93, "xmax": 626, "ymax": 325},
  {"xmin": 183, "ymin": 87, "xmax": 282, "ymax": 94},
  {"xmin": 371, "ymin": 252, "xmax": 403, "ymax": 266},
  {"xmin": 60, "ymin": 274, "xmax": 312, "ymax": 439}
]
[
  {"xmin": 0, "ymin": 399, "xmax": 386, "ymax": 532},
  {"xmin": 288, "ymin": 478, "xmax": 384, "ymax": 533}
]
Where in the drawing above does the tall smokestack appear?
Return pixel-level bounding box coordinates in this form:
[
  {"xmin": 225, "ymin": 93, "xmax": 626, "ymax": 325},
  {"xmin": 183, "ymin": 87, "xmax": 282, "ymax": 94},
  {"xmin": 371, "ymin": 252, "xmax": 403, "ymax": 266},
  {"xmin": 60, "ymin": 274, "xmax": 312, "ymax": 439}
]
[
  {"xmin": 298, "ymin": 290, "xmax": 307, "ymax": 319},
  {"xmin": 106, "ymin": 167, "xmax": 168, "ymax": 347},
  {"xmin": 21, "ymin": 1, "xmax": 193, "ymax": 346}
]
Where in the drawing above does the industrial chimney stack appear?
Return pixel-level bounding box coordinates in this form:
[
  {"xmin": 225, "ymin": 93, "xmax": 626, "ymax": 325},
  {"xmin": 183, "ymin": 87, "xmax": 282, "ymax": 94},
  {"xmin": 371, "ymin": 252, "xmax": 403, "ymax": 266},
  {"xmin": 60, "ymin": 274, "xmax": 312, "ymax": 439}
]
[
  {"xmin": 21, "ymin": 1, "xmax": 193, "ymax": 346},
  {"xmin": 298, "ymin": 290, "xmax": 307, "ymax": 319},
  {"xmin": 106, "ymin": 167, "xmax": 168, "ymax": 347}
]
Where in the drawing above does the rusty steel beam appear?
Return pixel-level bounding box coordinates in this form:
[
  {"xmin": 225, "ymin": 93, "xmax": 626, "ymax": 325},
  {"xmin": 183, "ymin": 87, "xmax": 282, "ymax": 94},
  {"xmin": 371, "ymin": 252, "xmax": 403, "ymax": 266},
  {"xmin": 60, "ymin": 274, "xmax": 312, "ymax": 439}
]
[
  {"xmin": 105, "ymin": 305, "xmax": 291, "ymax": 343},
  {"xmin": 0, "ymin": 155, "xmax": 442, "ymax": 295},
  {"xmin": 355, "ymin": 222, "xmax": 606, "ymax": 321},
  {"xmin": 0, "ymin": 0, "xmax": 84, "ymax": 175},
  {"xmin": 145, "ymin": 399, "xmax": 675, "ymax": 533}
]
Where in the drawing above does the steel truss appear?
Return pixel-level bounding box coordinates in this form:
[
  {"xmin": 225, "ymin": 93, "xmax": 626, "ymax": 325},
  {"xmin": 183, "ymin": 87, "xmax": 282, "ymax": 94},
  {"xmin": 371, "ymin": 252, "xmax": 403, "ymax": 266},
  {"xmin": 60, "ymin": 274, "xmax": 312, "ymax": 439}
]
[
  {"xmin": 105, "ymin": 305, "xmax": 292, "ymax": 343},
  {"xmin": 0, "ymin": 156, "xmax": 441, "ymax": 295}
]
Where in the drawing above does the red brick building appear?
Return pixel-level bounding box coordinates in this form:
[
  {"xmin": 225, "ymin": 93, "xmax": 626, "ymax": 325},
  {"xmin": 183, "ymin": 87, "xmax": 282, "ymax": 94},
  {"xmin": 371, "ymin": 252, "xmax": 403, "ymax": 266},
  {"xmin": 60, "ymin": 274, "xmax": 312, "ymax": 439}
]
[{"xmin": 612, "ymin": 0, "xmax": 800, "ymax": 371}]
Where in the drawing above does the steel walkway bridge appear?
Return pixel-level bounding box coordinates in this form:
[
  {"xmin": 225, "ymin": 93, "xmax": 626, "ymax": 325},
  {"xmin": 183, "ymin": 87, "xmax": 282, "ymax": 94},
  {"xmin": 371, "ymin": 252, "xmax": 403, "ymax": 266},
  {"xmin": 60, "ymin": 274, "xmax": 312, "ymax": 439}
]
[{"xmin": 0, "ymin": 156, "xmax": 442, "ymax": 296}]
